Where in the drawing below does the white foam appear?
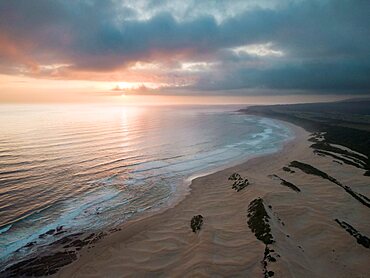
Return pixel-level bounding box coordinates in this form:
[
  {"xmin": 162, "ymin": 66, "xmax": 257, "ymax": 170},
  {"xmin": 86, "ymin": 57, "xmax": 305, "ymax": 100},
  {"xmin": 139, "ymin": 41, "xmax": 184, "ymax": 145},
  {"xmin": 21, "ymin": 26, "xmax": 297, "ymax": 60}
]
[
  {"xmin": 0, "ymin": 107, "xmax": 294, "ymax": 264},
  {"xmin": 0, "ymin": 224, "xmax": 12, "ymax": 235}
]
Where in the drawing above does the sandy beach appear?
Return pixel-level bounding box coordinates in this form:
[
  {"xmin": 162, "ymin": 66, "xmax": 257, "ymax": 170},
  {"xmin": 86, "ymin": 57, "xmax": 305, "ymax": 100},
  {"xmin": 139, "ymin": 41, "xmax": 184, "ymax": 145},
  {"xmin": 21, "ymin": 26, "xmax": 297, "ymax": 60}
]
[{"xmin": 53, "ymin": 121, "xmax": 370, "ymax": 278}]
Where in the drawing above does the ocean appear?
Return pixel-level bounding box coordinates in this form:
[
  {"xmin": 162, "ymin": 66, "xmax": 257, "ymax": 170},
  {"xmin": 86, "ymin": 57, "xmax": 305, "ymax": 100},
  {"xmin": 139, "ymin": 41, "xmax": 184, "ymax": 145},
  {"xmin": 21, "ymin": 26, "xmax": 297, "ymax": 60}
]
[{"xmin": 0, "ymin": 104, "xmax": 293, "ymax": 263}]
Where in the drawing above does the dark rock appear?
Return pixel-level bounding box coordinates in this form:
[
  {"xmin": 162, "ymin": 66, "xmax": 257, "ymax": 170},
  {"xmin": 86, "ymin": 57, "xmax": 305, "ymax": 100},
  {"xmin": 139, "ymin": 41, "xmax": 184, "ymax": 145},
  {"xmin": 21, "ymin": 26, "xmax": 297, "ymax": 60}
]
[
  {"xmin": 50, "ymin": 237, "xmax": 72, "ymax": 246},
  {"xmin": 48, "ymin": 232, "xmax": 84, "ymax": 247},
  {"xmin": 24, "ymin": 241, "xmax": 36, "ymax": 248},
  {"xmin": 55, "ymin": 230, "xmax": 67, "ymax": 236},
  {"xmin": 15, "ymin": 241, "xmax": 36, "ymax": 252},
  {"xmin": 90, "ymin": 232, "xmax": 107, "ymax": 243},
  {"xmin": 1, "ymin": 230, "xmax": 108, "ymax": 277},
  {"xmin": 64, "ymin": 239, "xmax": 88, "ymax": 249},
  {"xmin": 1, "ymin": 251, "xmax": 77, "ymax": 277},
  {"xmin": 63, "ymin": 232, "xmax": 103, "ymax": 249},
  {"xmin": 109, "ymin": 227, "xmax": 122, "ymax": 233},
  {"xmin": 38, "ymin": 229, "xmax": 56, "ymax": 239},
  {"xmin": 45, "ymin": 229, "xmax": 55, "ymax": 235},
  {"xmin": 83, "ymin": 233, "xmax": 95, "ymax": 241}
]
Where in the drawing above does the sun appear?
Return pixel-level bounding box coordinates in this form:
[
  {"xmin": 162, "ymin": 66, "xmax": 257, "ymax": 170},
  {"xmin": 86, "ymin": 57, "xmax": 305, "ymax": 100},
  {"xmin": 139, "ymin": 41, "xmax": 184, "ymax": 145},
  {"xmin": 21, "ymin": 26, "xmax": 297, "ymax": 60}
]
[{"xmin": 117, "ymin": 82, "xmax": 136, "ymax": 90}]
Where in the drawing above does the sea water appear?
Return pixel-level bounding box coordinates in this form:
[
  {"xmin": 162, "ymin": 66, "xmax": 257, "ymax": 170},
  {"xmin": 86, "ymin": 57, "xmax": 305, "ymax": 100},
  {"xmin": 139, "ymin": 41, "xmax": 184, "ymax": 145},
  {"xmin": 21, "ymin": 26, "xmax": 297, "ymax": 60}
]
[{"xmin": 0, "ymin": 104, "xmax": 293, "ymax": 264}]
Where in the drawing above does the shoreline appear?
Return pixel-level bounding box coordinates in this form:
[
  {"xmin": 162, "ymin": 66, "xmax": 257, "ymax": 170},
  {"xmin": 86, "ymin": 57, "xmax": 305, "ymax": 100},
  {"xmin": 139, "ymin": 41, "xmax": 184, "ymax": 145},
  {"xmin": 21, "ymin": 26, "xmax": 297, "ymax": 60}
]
[
  {"xmin": 2, "ymin": 114, "xmax": 370, "ymax": 277},
  {"xmin": 56, "ymin": 116, "xmax": 369, "ymax": 277},
  {"xmin": 166, "ymin": 117, "xmax": 297, "ymax": 216},
  {"xmin": 0, "ymin": 116, "xmax": 297, "ymax": 275},
  {"xmin": 56, "ymin": 121, "xmax": 311, "ymax": 277}
]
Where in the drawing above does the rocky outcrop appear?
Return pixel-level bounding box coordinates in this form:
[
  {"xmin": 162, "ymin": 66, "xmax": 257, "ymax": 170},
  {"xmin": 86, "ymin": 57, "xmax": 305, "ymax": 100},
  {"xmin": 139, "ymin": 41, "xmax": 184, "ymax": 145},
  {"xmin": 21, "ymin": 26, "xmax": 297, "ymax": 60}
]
[
  {"xmin": 1, "ymin": 251, "xmax": 77, "ymax": 277},
  {"xmin": 1, "ymin": 230, "xmax": 108, "ymax": 277}
]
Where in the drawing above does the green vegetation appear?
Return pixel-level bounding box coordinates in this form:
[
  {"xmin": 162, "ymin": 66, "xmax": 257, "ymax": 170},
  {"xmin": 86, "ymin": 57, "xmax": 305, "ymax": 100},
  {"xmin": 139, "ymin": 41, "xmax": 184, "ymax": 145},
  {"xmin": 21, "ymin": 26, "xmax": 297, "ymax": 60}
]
[
  {"xmin": 271, "ymin": 174, "xmax": 300, "ymax": 192},
  {"xmin": 335, "ymin": 219, "xmax": 370, "ymax": 248},
  {"xmin": 228, "ymin": 173, "xmax": 249, "ymax": 192},
  {"xmin": 262, "ymin": 246, "xmax": 277, "ymax": 277},
  {"xmin": 242, "ymin": 101, "xmax": 370, "ymax": 176},
  {"xmin": 247, "ymin": 198, "xmax": 274, "ymax": 245},
  {"xmin": 311, "ymin": 142, "xmax": 367, "ymax": 164},
  {"xmin": 313, "ymin": 150, "xmax": 365, "ymax": 169},
  {"xmin": 311, "ymin": 141, "xmax": 367, "ymax": 169},
  {"xmin": 246, "ymin": 198, "xmax": 281, "ymax": 277},
  {"xmin": 282, "ymin": 166, "xmax": 295, "ymax": 173},
  {"xmin": 289, "ymin": 161, "xmax": 370, "ymax": 208},
  {"xmin": 247, "ymin": 199, "xmax": 278, "ymax": 277},
  {"xmin": 289, "ymin": 161, "xmax": 339, "ymax": 184},
  {"xmin": 190, "ymin": 215, "xmax": 203, "ymax": 233}
]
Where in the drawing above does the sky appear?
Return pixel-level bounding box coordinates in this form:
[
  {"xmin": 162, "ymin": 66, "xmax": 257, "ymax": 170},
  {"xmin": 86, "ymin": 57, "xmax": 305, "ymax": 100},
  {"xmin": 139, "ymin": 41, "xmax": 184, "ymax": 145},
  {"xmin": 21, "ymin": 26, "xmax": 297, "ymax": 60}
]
[{"xmin": 0, "ymin": 0, "xmax": 369, "ymax": 104}]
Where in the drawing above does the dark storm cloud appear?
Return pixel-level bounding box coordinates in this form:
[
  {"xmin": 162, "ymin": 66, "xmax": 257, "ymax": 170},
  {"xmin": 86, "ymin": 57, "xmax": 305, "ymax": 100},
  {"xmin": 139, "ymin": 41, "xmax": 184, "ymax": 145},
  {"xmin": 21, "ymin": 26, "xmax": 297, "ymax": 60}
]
[
  {"xmin": 193, "ymin": 60, "xmax": 370, "ymax": 92},
  {"xmin": 0, "ymin": 0, "xmax": 369, "ymax": 93}
]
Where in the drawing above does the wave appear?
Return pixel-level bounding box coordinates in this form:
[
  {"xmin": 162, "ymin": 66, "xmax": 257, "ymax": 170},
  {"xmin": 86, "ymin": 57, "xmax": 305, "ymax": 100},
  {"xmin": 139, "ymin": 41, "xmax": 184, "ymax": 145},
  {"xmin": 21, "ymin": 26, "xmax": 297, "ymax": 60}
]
[
  {"xmin": 0, "ymin": 106, "xmax": 293, "ymax": 263},
  {"xmin": 0, "ymin": 224, "xmax": 12, "ymax": 235}
]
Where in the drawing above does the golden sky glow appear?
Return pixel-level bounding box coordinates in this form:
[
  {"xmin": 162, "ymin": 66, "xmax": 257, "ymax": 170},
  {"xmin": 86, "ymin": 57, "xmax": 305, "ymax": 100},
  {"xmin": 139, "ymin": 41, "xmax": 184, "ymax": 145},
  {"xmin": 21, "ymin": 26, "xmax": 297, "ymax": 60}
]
[
  {"xmin": 0, "ymin": 74, "xmax": 351, "ymax": 105},
  {"xmin": 0, "ymin": 1, "xmax": 369, "ymax": 104}
]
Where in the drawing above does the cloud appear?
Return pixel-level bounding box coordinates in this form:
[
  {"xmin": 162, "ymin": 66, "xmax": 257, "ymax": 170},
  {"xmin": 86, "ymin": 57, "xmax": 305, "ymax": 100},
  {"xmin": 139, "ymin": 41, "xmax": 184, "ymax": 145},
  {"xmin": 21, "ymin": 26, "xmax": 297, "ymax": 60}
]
[
  {"xmin": 0, "ymin": 0, "xmax": 369, "ymax": 94},
  {"xmin": 232, "ymin": 43, "xmax": 285, "ymax": 57},
  {"xmin": 0, "ymin": 35, "xmax": 39, "ymax": 73}
]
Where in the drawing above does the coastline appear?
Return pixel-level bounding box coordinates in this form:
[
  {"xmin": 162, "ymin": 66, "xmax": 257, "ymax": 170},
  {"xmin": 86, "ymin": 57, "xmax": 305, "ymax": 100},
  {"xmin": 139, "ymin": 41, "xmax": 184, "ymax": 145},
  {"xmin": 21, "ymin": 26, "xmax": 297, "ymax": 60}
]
[
  {"xmin": 167, "ymin": 116, "xmax": 297, "ymax": 214},
  {"xmin": 0, "ymin": 114, "xmax": 293, "ymax": 275},
  {"xmin": 51, "ymin": 119, "xmax": 350, "ymax": 277},
  {"xmin": 3, "ymin": 116, "xmax": 370, "ymax": 277},
  {"xmin": 56, "ymin": 117, "xmax": 369, "ymax": 277}
]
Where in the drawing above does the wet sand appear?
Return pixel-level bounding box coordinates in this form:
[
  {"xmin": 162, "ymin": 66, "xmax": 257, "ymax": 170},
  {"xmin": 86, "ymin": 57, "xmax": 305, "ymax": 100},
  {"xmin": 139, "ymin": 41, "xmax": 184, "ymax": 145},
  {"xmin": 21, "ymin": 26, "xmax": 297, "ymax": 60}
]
[{"xmin": 55, "ymin": 122, "xmax": 370, "ymax": 277}]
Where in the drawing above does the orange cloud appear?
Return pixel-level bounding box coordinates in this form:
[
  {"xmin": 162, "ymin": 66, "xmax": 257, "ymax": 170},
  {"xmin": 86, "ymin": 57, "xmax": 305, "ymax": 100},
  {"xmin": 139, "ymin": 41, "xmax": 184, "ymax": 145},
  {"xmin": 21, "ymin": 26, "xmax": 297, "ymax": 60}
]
[{"xmin": 0, "ymin": 35, "xmax": 39, "ymax": 72}]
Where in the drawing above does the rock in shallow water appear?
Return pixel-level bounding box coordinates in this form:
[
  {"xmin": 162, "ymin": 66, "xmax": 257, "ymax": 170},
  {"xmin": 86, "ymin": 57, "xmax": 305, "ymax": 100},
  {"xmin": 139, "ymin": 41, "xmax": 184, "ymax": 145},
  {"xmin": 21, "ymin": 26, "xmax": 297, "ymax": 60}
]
[{"xmin": 1, "ymin": 251, "xmax": 77, "ymax": 277}]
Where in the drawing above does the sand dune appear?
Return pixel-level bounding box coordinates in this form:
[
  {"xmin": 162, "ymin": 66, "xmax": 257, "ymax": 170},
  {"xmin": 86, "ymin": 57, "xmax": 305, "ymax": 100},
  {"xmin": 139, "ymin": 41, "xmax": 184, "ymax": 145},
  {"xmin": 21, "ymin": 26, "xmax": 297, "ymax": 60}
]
[{"xmin": 57, "ymin": 123, "xmax": 370, "ymax": 277}]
